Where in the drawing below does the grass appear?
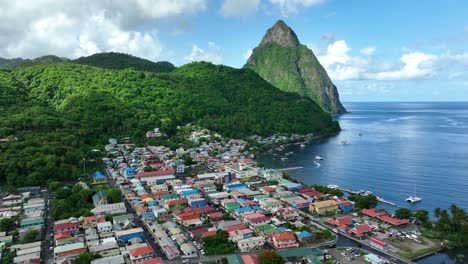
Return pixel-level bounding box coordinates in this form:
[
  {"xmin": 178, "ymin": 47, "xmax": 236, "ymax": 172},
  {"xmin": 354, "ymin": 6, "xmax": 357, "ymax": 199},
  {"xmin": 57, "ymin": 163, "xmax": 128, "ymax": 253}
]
[{"xmin": 400, "ymin": 245, "xmax": 442, "ymax": 260}]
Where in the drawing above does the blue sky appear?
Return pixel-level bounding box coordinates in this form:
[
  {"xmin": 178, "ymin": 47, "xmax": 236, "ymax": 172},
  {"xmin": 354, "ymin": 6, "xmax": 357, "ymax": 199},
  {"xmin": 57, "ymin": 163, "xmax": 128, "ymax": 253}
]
[{"xmin": 2, "ymin": 0, "xmax": 468, "ymax": 101}]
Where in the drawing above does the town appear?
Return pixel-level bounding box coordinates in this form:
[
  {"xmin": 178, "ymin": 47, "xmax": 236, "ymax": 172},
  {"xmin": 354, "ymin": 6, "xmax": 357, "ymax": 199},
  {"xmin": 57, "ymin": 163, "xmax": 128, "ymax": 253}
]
[{"xmin": 0, "ymin": 126, "xmax": 440, "ymax": 264}]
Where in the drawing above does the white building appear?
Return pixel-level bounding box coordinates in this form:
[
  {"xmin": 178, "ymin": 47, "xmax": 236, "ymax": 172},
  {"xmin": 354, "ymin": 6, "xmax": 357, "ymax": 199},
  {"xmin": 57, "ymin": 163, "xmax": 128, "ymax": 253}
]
[{"xmin": 237, "ymin": 236, "xmax": 266, "ymax": 252}]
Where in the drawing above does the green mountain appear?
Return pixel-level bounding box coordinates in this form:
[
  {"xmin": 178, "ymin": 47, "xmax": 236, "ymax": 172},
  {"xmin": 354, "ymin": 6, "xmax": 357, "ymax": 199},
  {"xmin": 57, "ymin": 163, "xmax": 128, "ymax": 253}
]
[
  {"xmin": 0, "ymin": 57, "xmax": 31, "ymax": 68},
  {"xmin": 0, "ymin": 61, "xmax": 338, "ymax": 187},
  {"xmin": 244, "ymin": 20, "xmax": 346, "ymax": 114},
  {"xmin": 74, "ymin": 52, "xmax": 176, "ymax": 72}
]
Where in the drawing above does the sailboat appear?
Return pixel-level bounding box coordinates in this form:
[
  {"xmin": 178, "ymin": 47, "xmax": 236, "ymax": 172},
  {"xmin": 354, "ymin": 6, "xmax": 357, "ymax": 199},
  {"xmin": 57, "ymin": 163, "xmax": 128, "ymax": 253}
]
[{"xmin": 341, "ymin": 139, "xmax": 348, "ymax": 145}]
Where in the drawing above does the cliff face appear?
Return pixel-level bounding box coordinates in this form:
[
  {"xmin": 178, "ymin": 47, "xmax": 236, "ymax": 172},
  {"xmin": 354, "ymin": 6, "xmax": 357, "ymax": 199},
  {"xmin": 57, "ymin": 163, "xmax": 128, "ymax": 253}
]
[{"xmin": 245, "ymin": 20, "xmax": 346, "ymax": 114}]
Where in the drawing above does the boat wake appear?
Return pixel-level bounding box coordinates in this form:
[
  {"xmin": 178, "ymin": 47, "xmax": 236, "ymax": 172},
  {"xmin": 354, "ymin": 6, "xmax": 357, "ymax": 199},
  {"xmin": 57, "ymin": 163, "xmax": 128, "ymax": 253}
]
[{"xmin": 313, "ymin": 161, "xmax": 321, "ymax": 168}]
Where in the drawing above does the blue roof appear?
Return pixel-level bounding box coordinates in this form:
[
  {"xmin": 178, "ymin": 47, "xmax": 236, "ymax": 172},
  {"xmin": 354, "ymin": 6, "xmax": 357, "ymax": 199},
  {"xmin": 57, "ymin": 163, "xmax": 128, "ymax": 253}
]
[
  {"xmin": 92, "ymin": 171, "xmax": 106, "ymax": 180},
  {"xmin": 142, "ymin": 212, "xmax": 155, "ymax": 219},
  {"xmin": 234, "ymin": 206, "xmax": 259, "ymax": 214},
  {"xmin": 181, "ymin": 189, "xmax": 199, "ymax": 196},
  {"xmin": 277, "ymin": 226, "xmax": 287, "ymax": 231},
  {"xmin": 297, "ymin": 230, "xmax": 314, "ymax": 239},
  {"xmin": 125, "ymin": 167, "xmax": 135, "ymax": 175}
]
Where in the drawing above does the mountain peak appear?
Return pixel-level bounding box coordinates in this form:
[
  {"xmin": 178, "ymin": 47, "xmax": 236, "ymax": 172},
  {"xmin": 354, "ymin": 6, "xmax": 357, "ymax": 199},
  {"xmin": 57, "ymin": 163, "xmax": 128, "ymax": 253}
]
[{"xmin": 259, "ymin": 20, "xmax": 299, "ymax": 47}]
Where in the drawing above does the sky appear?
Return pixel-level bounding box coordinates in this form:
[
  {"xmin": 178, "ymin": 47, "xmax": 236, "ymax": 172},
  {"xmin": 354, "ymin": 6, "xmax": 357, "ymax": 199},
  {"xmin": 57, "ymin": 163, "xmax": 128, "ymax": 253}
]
[{"xmin": 1, "ymin": 0, "xmax": 468, "ymax": 102}]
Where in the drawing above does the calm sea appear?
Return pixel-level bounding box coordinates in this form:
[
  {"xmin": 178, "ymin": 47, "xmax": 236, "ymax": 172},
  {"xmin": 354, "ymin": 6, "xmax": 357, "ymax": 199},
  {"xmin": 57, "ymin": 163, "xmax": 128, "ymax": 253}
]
[
  {"xmin": 257, "ymin": 102, "xmax": 468, "ymax": 263},
  {"xmin": 257, "ymin": 102, "xmax": 468, "ymax": 213}
]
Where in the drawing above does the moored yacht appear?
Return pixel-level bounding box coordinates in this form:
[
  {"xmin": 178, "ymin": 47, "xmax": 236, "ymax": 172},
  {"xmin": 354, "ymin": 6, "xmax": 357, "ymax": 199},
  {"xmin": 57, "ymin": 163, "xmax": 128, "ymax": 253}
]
[
  {"xmin": 406, "ymin": 196, "xmax": 422, "ymax": 203},
  {"xmin": 315, "ymin": 155, "xmax": 323, "ymax": 160}
]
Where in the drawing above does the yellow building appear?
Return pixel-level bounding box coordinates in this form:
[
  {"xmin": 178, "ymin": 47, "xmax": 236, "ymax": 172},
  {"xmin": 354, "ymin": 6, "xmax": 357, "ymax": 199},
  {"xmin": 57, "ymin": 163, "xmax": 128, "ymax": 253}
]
[{"xmin": 310, "ymin": 200, "xmax": 339, "ymax": 215}]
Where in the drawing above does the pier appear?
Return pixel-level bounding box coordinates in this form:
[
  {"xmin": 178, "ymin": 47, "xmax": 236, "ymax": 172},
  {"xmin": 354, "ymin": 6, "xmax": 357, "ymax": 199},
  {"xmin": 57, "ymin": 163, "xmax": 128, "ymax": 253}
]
[{"xmin": 278, "ymin": 166, "xmax": 303, "ymax": 171}]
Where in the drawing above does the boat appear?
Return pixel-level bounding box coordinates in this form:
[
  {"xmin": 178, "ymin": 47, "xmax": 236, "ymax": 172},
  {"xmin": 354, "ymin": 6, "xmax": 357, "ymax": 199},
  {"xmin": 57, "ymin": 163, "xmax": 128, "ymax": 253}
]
[
  {"xmin": 280, "ymin": 157, "xmax": 288, "ymax": 161},
  {"xmin": 406, "ymin": 196, "xmax": 422, "ymax": 203},
  {"xmin": 341, "ymin": 140, "xmax": 348, "ymax": 145},
  {"xmin": 315, "ymin": 155, "xmax": 323, "ymax": 160},
  {"xmin": 363, "ymin": 191, "xmax": 373, "ymax": 196},
  {"xmin": 327, "ymin": 184, "xmax": 339, "ymax": 189},
  {"xmin": 300, "ymin": 143, "xmax": 306, "ymax": 148}
]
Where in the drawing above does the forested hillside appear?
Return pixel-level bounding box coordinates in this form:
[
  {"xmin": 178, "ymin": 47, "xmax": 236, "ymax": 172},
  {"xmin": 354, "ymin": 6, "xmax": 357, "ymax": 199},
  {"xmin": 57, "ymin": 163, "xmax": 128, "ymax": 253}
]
[
  {"xmin": 74, "ymin": 52, "xmax": 176, "ymax": 72},
  {"xmin": 0, "ymin": 61, "xmax": 338, "ymax": 187}
]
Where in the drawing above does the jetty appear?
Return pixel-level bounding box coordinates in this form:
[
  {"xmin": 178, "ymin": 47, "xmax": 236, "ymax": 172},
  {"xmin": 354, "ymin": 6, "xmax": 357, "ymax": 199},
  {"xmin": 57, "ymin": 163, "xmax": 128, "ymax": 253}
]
[{"xmin": 278, "ymin": 166, "xmax": 303, "ymax": 171}]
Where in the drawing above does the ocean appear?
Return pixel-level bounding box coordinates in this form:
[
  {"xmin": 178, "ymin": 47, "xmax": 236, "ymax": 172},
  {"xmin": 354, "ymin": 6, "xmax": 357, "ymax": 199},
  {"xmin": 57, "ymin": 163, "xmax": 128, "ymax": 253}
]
[
  {"xmin": 257, "ymin": 102, "xmax": 468, "ymax": 213},
  {"xmin": 256, "ymin": 102, "xmax": 468, "ymax": 263}
]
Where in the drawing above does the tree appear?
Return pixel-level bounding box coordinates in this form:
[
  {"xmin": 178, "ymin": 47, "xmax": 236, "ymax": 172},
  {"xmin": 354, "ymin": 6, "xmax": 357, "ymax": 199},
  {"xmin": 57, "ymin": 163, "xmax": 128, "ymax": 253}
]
[
  {"xmin": 23, "ymin": 230, "xmax": 39, "ymax": 243},
  {"xmin": 77, "ymin": 252, "xmax": 101, "ymax": 264},
  {"xmin": 258, "ymin": 251, "xmax": 284, "ymax": 264},
  {"xmin": 106, "ymin": 189, "xmax": 122, "ymax": 203},
  {"xmin": 395, "ymin": 208, "xmax": 412, "ymax": 219},
  {"xmin": 0, "ymin": 218, "xmax": 14, "ymax": 232}
]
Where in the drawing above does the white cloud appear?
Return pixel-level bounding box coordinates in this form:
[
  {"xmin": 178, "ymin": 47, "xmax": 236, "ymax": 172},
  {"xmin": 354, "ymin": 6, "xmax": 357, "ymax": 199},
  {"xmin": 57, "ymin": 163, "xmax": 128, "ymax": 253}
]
[
  {"xmin": 185, "ymin": 41, "xmax": 223, "ymax": 64},
  {"xmin": 317, "ymin": 40, "xmax": 368, "ymax": 80},
  {"xmin": 220, "ymin": 0, "xmax": 260, "ymax": 17},
  {"xmin": 449, "ymin": 72, "xmax": 464, "ymax": 79},
  {"xmin": 0, "ymin": 0, "xmax": 207, "ymax": 60},
  {"xmin": 269, "ymin": 0, "xmax": 326, "ymax": 17},
  {"xmin": 372, "ymin": 52, "xmax": 437, "ymax": 80},
  {"xmin": 360, "ymin": 46, "xmax": 376, "ymax": 56},
  {"xmin": 243, "ymin": 48, "xmax": 253, "ymax": 60}
]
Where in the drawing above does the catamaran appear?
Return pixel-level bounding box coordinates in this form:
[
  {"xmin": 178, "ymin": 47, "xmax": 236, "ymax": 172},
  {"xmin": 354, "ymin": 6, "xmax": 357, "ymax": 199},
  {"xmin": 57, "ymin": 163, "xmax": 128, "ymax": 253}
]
[{"xmin": 406, "ymin": 196, "xmax": 422, "ymax": 203}]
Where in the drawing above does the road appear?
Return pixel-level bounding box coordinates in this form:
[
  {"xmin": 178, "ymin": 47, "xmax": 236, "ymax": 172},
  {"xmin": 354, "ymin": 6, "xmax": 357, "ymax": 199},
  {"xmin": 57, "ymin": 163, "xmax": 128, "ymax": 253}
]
[
  {"xmin": 41, "ymin": 191, "xmax": 54, "ymax": 264},
  {"xmin": 102, "ymin": 164, "xmax": 167, "ymax": 260}
]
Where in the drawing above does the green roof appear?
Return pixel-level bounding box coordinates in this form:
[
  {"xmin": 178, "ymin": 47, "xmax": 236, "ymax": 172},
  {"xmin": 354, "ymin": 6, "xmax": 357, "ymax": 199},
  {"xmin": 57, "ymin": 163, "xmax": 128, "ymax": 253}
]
[
  {"xmin": 277, "ymin": 248, "xmax": 322, "ymax": 264},
  {"xmin": 226, "ymin": 254, "xmax": 243, "ymax": 264},
  {"xmin": 161, "ymin": 193, "xmax": 179, "ymax": 200}
]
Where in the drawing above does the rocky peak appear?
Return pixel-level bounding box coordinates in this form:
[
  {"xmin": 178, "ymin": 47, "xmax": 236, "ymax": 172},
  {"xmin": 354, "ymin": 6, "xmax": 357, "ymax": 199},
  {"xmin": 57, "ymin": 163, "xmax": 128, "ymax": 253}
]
[{"xmin": 259, "ymin": 20, "xmax": 300, "ymax": 47}]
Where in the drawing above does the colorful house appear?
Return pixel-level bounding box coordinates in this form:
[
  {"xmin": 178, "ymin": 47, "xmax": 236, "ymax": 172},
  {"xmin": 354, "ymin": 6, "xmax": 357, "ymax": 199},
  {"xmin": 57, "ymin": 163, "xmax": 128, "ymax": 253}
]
[
  {"xmin": 271, "ymin": 232, "xmax": 299, "ymax": 249},
  {"xmin": 91, "ymin": 171, "xmax": 107, "ymax": 184},
  {"xmin": 338, "ymin": 200, "xmax": 354, "ymax": 213}
]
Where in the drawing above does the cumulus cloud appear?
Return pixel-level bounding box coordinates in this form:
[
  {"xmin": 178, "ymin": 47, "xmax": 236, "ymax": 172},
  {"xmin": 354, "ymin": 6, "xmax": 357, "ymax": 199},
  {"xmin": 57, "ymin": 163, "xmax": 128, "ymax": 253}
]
[
  {"xmin": 185, "ymin": 42, "xmax": 223, "ymax": 64},
  {"xmin": 0, "ymin": 0, "xmax": 207, "ymax": 60},
  {"xmin": 220, "ymin": 0, "xmax": 261, "ymax": 17},
  {"xmin": 317, "ymin": 40, "xmax": 368, "ymax": 80},
  {"xmin": 360, "ymin": 46, "xmax": 376, "ymax": 56},
  {"xmin": 315, "ymin": 37, "xmax": 468, "ymax": 81},
  {"xmin": 269, "ymin": 0, "xmax": 326, "ymax": 17}
]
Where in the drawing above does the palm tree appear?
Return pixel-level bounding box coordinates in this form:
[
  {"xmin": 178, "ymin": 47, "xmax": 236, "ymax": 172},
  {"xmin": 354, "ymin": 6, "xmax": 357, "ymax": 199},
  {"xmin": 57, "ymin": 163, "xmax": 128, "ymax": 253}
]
[{"xmin": 434, "ymin": 207, "xmax": 441, "ymax": 219}]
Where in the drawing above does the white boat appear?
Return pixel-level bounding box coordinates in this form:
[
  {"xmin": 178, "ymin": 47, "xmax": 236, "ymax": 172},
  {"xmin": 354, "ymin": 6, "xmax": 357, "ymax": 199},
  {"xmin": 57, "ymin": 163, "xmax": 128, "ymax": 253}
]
[
  {"xmin": 327, "ymin": 184, "xmax": 339, "ymax": 189},
  {"xmin": 363, "ymin": 191, "xmax": 373, "ymax": 196},
  {"xmin": 300, "ymin": 143, "xmax": 306, "ymax": 148},
  {"xmin": 406, "ymin": 196, "xmax": 422, "ymax": 203},
  {"xmin": 315, "ymin": 155, "xmax": 323, "ymax": 160},
  {"xmin": 281, "ymin": 157, "xmax": 288, "ymax": 161}
]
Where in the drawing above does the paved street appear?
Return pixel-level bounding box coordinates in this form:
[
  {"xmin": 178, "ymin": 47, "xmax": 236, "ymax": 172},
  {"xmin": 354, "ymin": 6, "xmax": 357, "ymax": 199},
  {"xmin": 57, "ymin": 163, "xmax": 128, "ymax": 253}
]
[{"xmin": 41, "ymin": 192, "xmax": 54, "ymax": 264}]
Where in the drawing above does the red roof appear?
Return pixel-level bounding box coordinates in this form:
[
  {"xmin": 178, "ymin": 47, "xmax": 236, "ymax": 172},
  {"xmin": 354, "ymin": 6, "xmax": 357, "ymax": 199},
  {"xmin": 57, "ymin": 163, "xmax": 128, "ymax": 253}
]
[
  {"xmin": 202, "ymin": 230, "xmax": 218, "ymax": 237},
  {"xmin": 138, "ymin": 257, "xmax": 163, "ymax": 264},
  {"xmin": 264, "ymin": 187, "xmax": 275, "ymax": 192},
  {"xmin": 136, "ymin": 170, "xmax": 174, "ymax": 178},
  {"xmin": 241, "ymin": 254, "xmax": 260, "ymax": 264},
  {"xmin": 166, "ymin": 199, "xmax": 187, "ymax": 206},
  {"xmin": 361, "ymin": 208, "xmax": 387, "ymax": 218},
  {"xmin": 83, "ymin": 216, "xmax": 97, "ymax": 222},
  {"xmin": 339, "ymin": 200, "xmax": 354, "ymax": 206},
  {"xmin": 378, "ymin": 215, "xmax": 409, "ymax": 226},
  {"xmin": 54, "ymin": 232, "xmax": 72, "ymax": 240},
  {"xmin": 350, "ymin": 224, "xmax": 372, "ymax": 236},
  {"xmin": 54, "ymin": 222, "xmax": 79, "ymax": 231},
  {"xmin": 272, "ymin": 232, "xmax": 296, "ymax": 242},
  {"xmin": 129, "ymin": 245, "xmax": 154, "ymax": 257},
  {"xmin": 370, "ymin": 236, "xmax": 386, "ymax": 247},
  {"xmin": 303, "ymin": 190, "xmax": 324, "ymax": 198},
  {"xmin": 327, "ymin": 216, "xmax": 352, "ymax": 226}
]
